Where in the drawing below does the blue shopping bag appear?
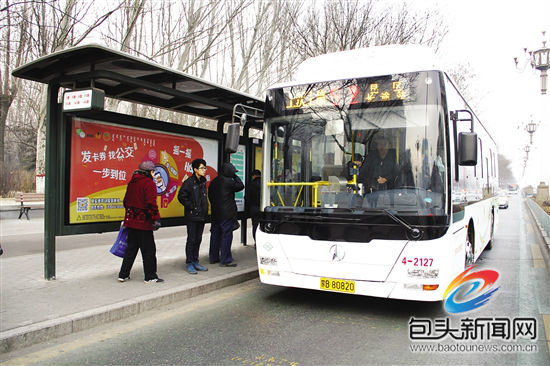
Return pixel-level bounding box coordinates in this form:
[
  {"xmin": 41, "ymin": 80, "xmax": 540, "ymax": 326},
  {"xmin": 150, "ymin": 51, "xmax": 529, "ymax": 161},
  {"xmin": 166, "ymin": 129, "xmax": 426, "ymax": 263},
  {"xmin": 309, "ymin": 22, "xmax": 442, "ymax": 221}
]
[{"xmin": 110, "ymin": 225, "xmax": 128, "ymax": 258}]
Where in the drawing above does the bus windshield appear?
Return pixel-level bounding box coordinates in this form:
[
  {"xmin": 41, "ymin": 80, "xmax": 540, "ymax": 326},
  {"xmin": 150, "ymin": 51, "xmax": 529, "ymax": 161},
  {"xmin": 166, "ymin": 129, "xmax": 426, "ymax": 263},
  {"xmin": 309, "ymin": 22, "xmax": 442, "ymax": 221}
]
[{"xmin": 263, "ymin": 71, "xmax": 448, "ymax": 216}]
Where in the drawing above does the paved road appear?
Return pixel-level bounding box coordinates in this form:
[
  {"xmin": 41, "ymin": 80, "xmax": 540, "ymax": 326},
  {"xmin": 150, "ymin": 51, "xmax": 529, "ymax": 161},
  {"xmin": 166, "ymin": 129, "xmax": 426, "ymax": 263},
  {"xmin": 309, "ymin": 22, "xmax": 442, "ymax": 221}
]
[{"xmin": 1, "ymin": 196, "xmax": 549, "ymax": 366}]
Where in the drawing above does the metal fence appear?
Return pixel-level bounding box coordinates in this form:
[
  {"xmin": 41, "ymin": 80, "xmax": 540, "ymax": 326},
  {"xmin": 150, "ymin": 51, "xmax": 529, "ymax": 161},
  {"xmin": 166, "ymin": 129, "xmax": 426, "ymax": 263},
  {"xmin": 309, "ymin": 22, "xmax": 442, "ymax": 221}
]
[{"xmin": 526, "ymin": 198, "xmax": 550, "ymax": 243}]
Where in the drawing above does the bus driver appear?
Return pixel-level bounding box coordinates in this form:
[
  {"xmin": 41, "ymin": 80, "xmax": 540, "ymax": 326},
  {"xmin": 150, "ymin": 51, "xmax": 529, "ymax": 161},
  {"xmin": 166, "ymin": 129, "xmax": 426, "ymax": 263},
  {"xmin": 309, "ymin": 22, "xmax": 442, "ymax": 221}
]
[{"xmin": 360, "ymin": 135, "xmax": 399, "ymax": 193}]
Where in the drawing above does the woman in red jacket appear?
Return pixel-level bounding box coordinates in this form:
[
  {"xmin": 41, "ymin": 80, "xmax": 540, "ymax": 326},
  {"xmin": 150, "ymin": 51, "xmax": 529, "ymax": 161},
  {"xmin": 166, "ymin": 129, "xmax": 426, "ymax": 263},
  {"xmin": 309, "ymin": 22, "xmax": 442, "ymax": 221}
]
[{"xmin": 118, "ymin": 161, "xmax": 164, "ymax": 283}]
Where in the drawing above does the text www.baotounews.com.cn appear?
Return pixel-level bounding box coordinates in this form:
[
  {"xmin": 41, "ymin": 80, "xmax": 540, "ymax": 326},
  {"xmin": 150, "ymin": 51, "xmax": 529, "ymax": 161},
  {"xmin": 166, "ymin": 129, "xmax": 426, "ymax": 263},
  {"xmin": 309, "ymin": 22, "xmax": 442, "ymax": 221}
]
[{"xmin": 408, "ymin": 316, "xmax": 539, "ymax": 354}]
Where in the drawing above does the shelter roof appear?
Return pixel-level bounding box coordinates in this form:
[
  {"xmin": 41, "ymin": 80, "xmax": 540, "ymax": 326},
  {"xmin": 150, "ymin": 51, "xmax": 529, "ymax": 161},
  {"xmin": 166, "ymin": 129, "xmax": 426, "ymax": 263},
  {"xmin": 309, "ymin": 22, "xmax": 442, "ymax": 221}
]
[{"xmin": 13, "ymin": 44, "xmax": 264, "ymax": 122}]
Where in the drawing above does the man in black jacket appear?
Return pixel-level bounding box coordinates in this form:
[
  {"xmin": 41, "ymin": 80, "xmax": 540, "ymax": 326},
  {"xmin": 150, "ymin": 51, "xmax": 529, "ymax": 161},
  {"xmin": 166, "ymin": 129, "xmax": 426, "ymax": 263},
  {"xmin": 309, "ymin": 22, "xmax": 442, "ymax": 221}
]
[
  {"xmin": 177, "ymin": 158, "xmax": 209, "ymax": 274},
  {"xmin": 208, "ymin": 162, "xmax": 244, "ymax": 266},
  {"xmin": 245, "ymin": 169, "xmax": 261, "ymax": 245},
  {"xmin": 359, "ymin": 136, "xmax": 399, "ymax": 192}
]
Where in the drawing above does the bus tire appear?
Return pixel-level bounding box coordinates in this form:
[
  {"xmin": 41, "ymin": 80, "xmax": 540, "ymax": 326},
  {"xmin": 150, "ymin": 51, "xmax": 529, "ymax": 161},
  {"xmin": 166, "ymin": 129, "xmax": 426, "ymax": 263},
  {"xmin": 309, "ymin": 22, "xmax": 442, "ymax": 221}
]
[
  {"xmin": 486, "ymin": 211, "xmax": 494, "ymax": 250},
  {"xmin": 465, "ymin": 223, "xmax": 475, "ymax": 267}
]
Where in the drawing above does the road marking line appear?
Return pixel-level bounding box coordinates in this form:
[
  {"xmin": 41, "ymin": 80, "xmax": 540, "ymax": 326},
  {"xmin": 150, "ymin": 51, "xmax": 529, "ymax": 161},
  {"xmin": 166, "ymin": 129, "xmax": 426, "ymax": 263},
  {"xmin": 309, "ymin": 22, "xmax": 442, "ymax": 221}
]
[
  {"xmin": 530, "ymin": 244, "xmax": 546, "ymax": 269},
  {"xmin": 543, "ymin": 314, "xmax": 550, "ymax": 357}
]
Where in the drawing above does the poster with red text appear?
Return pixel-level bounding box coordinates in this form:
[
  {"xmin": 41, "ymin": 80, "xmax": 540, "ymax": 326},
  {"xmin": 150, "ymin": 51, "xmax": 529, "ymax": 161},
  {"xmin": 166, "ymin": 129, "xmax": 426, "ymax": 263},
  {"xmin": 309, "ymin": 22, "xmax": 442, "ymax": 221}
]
[{"xmin": 69, "ymin": 118, "xmax": 218, "ymax": 224}]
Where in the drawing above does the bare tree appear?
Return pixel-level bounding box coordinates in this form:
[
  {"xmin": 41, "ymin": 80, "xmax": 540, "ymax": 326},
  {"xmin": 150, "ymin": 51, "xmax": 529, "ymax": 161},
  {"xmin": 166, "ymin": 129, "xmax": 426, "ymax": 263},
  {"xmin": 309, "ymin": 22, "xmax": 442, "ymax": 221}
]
[
  {"xmin": 5, "ymin": 81, "xmax": 42, "ymax": 170},
  {"xmin": 221, "ymin": 0, "xmax": 302, "ymax": 95},
  {"xmin": 101, "ymin": 0, "xmax": 240, "ymax": 126},
  {"xmin": 446, "ymin": 61, "xmax": 484, "ymax": 113},
  {"xmin": 1, "ymin": 0, "xmax": 121, "ymax": 192},
  {"xmin": 287, "ymin": 0, "xmax": 447, "ymax": 62},
  {"xmin": 3, "ymin": 0, "xmax": 453, "ymax": 195},
  {"xmin": 0, "ymin": 0, "xmax": 32, "ymax": 165}
]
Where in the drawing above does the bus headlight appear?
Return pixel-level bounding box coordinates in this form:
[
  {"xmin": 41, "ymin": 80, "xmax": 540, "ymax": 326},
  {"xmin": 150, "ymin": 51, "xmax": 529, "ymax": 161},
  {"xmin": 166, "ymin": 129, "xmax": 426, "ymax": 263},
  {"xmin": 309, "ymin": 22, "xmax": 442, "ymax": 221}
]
[{"xmin": 264, "ymin": 222, "xmax": 275, "ymax": 233}]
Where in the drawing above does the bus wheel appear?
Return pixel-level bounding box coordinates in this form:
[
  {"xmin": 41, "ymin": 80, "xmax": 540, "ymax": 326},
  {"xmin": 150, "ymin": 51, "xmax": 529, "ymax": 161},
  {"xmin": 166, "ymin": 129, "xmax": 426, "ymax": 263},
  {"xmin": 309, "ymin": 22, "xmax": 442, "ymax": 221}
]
[{"xmin": 465, "ymin": 226, "xmax": 475, "ymax": 267}]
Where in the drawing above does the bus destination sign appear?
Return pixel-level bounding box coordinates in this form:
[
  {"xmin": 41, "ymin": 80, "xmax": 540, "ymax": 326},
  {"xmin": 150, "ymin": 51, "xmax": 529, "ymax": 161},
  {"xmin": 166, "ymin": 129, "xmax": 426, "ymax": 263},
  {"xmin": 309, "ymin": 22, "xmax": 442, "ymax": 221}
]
[{"xmin": 284, "ymin": 77, "xmax": 411, "ymax": 110}]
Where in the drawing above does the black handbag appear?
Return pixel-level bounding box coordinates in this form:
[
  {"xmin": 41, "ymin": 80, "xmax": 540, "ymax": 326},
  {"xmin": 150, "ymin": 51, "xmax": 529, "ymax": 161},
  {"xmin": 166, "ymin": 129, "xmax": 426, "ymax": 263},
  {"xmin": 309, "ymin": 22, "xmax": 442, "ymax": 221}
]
[{"xmin": 233, "ymin": 219, "xmax": 240, "ymax": 231}]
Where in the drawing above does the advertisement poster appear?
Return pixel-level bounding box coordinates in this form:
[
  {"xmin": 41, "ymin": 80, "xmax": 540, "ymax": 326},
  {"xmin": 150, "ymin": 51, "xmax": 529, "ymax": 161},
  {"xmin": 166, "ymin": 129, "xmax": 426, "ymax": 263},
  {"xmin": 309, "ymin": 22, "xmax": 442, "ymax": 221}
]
[
  {"xmin": 230, "ymin": 145, "xmax": 246, "ymax": 212},
  {"xmin": 69, "ymin": 118, "xmax": 218, "ymax": 224}
]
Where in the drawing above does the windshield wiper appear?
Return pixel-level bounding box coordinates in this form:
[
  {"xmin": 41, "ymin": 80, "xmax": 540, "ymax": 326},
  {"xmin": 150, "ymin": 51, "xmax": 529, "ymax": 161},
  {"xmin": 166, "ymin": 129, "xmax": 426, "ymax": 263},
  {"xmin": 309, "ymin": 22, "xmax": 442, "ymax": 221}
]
[{"xmin": 383, "ymin": 209, "xmax": 422, "ymax": 240}]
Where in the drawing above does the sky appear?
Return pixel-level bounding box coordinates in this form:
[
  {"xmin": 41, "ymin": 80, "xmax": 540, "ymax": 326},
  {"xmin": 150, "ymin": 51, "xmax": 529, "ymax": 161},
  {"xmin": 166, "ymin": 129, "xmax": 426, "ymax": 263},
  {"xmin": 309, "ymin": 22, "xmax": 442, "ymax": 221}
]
[{"xmin": 423, "ymin": 0, "xmax": 550, "ymax": 187}]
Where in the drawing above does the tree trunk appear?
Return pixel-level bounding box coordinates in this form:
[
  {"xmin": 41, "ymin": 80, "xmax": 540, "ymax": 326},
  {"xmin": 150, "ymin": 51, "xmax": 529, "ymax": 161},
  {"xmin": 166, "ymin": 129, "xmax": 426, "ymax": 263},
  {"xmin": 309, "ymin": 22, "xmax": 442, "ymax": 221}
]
[
  {"xmin": 34, "ymin": 90, "xmax": 47, "ymax": 192},
  {"xmin": 0, "ymin": 95, "xmax": 14, "ymax": 164}
]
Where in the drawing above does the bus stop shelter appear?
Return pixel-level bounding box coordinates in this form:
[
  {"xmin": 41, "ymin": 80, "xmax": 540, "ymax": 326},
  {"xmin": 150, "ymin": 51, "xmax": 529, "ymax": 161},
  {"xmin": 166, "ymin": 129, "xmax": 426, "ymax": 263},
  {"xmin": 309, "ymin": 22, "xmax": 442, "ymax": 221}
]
[{"xmin": 12, "ymin": 44, "xmax": 264, "ymax": 280}]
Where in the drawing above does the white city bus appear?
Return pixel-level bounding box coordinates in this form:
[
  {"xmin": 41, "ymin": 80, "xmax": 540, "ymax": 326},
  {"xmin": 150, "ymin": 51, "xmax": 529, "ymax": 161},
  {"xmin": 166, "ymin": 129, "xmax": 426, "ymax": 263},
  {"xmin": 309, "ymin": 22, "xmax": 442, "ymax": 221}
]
[{"xmin": 256, "ymin": 45, "xmax": 499, "ymax": 301}]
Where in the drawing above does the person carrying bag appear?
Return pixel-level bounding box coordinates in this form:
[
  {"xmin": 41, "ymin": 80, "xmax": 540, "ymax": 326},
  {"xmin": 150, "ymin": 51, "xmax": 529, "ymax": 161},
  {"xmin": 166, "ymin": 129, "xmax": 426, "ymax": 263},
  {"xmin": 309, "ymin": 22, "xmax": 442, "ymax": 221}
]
[
  {"xmin": 117, "ymin": 160, "xmax": 164, "ymax": 283},
  {"xmin": 110, "ymin": 223, "xmax": 128, "ymax": 258}
]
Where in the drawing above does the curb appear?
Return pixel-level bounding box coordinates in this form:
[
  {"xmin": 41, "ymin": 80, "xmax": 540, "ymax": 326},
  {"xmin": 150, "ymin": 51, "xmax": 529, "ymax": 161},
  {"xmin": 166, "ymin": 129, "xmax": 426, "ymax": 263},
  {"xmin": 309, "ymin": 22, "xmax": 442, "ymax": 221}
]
[
  {"xmin": 0, "ymin": 268, "xmax": 258, "ymax": 354},
  {"xmin": 525, "ymin": 199, "xmax": 550, "ymax": 248}
]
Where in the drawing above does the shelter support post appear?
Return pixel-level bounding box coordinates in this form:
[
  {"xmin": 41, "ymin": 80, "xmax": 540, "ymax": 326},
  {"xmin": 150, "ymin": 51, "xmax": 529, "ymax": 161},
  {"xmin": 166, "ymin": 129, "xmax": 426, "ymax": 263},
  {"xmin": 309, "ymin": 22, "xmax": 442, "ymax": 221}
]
[
  {"xmin": 240, "ymin": 124, "xmax": 251, "ymax": 246},
  {"xmin": 44, "ymin": 83, "xmax": 59, "ymax": 280}
]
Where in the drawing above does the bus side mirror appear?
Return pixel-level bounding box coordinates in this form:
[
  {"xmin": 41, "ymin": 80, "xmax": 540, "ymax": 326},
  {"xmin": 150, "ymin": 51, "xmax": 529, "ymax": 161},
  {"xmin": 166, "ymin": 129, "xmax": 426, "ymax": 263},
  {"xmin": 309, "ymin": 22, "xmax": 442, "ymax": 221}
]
[
  {"xmin": 225, "ymin": 123, "xmax": 240, "ymax": 153},
  {"xmin": 458, "ymin": 132, "xmax": 477, "ymax": 166}
]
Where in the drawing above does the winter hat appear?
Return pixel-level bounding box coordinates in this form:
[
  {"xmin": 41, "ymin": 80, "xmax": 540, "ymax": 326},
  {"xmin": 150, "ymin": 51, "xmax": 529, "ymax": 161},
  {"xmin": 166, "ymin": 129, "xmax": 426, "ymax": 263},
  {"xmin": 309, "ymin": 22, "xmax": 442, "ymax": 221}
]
[{"xmin": 138, "ymin": 160, "xmax": 156, "ymax": 171}]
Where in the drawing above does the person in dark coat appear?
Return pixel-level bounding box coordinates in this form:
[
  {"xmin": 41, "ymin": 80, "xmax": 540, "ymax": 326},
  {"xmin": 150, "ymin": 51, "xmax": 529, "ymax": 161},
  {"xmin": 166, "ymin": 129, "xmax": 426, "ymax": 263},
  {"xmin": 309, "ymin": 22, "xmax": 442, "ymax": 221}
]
[
  {"xmin": 177, "ymin": 158, "xmax": 209, "ymax": 275},
  {"xmin": 359, "ymin": 136, "xmax": 399, "ymax": 192},
  {"xmin": 245, "ymin": 169, "xmax": 261, "ymax": 245},
  {"xmin": 208, "ymin": 162, "xmax": 244, "ymax": 266},
  {"xmin": 118, "ymin": 160, "xmax": 163, "ymax": 283}
]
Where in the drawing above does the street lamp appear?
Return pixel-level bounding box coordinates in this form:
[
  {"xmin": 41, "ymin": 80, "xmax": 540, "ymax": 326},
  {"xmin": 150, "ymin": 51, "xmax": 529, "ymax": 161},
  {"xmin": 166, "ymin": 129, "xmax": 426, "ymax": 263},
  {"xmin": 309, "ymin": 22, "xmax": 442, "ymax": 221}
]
[
  {"xmin": 524, "ymin": 145, "xmax": 531, "ymax": 158},
  {"xmin": 514, "ymin": 31, "xmax": 550, "ymax": 95},
  {"xmin": 525, "ymin": 120, "xmax": 538, "ymax": 144}
]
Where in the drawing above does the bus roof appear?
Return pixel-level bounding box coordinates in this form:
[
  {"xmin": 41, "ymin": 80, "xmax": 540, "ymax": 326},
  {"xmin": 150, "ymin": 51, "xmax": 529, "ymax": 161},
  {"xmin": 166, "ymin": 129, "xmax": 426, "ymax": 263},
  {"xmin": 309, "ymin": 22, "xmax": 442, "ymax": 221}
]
[
  {"xmin": 267, "ymin": 45, "xmax": 497, "ymax": 146},
  {"xmin": 270, "ymin": 45, "xmax": 442, "ymax": 89}
]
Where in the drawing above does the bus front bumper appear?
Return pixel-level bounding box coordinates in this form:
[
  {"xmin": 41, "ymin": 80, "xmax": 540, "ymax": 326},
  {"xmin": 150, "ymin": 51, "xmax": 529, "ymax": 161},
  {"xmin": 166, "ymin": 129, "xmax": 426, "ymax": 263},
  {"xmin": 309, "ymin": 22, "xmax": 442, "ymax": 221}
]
[{"xmin": 258, "ymin": 269, "xmax": 444, "ymax": 302}]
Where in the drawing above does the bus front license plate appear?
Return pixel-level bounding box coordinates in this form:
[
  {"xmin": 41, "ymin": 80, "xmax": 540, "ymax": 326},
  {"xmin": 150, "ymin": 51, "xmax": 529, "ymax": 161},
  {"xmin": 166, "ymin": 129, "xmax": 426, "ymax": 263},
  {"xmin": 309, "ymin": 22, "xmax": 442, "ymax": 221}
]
[{"xmin": 320, "ymin": 278, "xmax": 355, "ymax": 293}]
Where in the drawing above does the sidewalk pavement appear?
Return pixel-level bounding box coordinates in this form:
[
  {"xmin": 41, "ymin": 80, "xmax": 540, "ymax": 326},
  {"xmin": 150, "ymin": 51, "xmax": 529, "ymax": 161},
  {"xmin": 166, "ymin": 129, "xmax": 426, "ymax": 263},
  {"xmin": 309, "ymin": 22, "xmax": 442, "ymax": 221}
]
[{"xmin": 0, "ymin": 217, "xmax": 259, "ymax": 353}]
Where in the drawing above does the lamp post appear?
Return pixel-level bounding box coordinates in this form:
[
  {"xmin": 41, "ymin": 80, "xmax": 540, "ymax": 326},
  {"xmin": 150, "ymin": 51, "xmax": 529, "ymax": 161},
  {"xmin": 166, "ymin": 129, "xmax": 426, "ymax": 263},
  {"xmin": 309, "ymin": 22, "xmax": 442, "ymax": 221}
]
[
  {"xmin": 524, "ymin": 145, "xmax": 531, "ymax": 158},
  {"xmin": 531, "ymin": 34, "xmax": 550, "ymax": 95},
  {"xmin": 514, "ymin": 31, "xmax": 550, "ymax": 95},
  {"xmin": 514, "ymin": 32, "xmax": 549, "ymax": 187},
  {"xmin": 523, "ymin": 119, "xmax": 539, "ymax": 145},
  {"xmin": 518, "ymin": 120, "xmax": 539, "ymax": 181}
]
